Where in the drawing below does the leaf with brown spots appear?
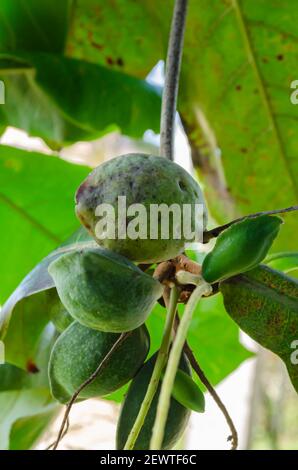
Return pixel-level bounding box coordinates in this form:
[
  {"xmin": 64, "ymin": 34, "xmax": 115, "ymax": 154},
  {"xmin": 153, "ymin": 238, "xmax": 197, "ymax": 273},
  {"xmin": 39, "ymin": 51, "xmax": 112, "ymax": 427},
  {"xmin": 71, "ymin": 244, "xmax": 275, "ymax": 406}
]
[
  {"xmin": 26, "ymin": 360, "xmax": 40, "ymax": 374},
  {"xmin": 220, "ymin": 264, "xmax": 298, "ymax": 394},
  {"xmin": 67, "ymin": 1, "xmax": 298, "ymax": 250}
]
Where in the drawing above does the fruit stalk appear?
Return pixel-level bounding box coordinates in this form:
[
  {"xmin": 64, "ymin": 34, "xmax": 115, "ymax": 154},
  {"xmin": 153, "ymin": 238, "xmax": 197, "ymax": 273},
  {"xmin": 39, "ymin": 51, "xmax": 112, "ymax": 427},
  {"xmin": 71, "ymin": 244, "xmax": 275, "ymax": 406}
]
[
  {"xmin": 123, "ymin": 285, "xmax": 180, "ymax": 450},
  {"xmin": 150, "ymin": 279, "xmax": 212, "ymax": 450},
  {"xmin": 160, "ymin": 0, "xmax": 188, "ymax": 160},
  {"xmin": 179, "ymin": 325, "xmax": 238, "ymax": 450}
]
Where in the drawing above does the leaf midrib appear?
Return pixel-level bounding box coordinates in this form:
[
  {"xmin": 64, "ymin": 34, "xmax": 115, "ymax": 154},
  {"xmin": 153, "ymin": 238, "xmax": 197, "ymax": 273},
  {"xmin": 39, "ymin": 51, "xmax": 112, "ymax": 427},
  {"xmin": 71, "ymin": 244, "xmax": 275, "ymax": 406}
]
[{"xmin": 0, "ymin": 191, "xmax": 61, "ymax": 244}]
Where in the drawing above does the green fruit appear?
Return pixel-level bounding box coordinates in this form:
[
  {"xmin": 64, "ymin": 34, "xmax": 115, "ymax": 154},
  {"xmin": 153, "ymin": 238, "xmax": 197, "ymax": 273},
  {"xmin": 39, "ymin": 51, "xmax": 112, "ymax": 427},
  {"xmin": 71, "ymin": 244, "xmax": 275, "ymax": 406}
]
[
  {"xmin": 75, "ymin": 153, "xmax": 207, "ymax": 263},
  {"xmin": 202, "ymin": 215, "xmax": 282, "ymax": 283},
  {"xmin": 169, "ymin": 369, "xmax": 205, "ymax": 413},
  {"xmin": 116, "ymin": 353, "xmax": 191, "ymax": 450},
  {"xmin": 48, "ymin": 247, "xmax": 163, "ymax": 332},
  {"xmin": 49, "ymin": 322, "xmax": 150, "ymax": 403}
]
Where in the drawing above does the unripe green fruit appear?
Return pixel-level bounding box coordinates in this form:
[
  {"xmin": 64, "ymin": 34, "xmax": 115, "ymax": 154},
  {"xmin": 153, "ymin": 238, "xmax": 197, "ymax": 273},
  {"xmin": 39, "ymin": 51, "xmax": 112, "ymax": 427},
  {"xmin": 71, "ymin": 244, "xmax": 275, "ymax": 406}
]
[
  {"xmin": 116, "ymin": 353, "xmax": 191, "ymax": 450},
  {"xmin": 202, "ymin": 215, "xmax": 282, "ymax": 283},
  {"xmin": 170, "ymin": 369, "xmax": 205, "ymax": 413},
  {"xmin": 75, "ymin": 153, "xmax": 207, "ymax": 263},
  {"xmin": 49, "ymin": 322, "xmax": 150, "ymax": 403},
  {"xmin": 48, "ymin": 248, "xmax": 163, "ymax": 332}
]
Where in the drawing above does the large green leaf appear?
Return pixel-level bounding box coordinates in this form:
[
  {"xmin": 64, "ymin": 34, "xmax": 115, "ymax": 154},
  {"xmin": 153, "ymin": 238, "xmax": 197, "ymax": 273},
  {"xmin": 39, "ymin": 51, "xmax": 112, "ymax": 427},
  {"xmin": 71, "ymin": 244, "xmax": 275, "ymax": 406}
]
[
  {"xmin": 0, "ymin": 388, "xmax": 57, "ymax": 450},
  {"xmin": 8, "ymin": 407, "xmax": 56, "ymax": 450},
  {"xmin": 2, "ymin": 299, "xmax": 57, "ymax": 371},
  {"xmin": 178, "ymin": 0, "xmax": 298, "ymax": 250},
  {"xmin": 0, "ymin": 145, "xmax": 90, "ymax": 302},
  {"xmin": 0, "ymin": 323, "xmax": 56, "ymax": 388},
  {"xmin": 266, "ymin": 251, "xmax": 298, "ymax": 275},
  {"xmin": 66, "ymin": 0, "xmax": 165, "ymax": 78},
  {"xmin": 0, "ymin": 0, "xmax": 72, "ymax": 54},
  {"xmin": 0, "ymin": 52, "xmax": 161, "ymax": 145},
  {"xmin": 0, "ymin": 327, "xmax": 60, "ymax": 450},
  {"xmin": 66, "ymin": 1, "xmax": 298, "ymax": 251},
  {"xmin": 220, "ymin": 265, "xmax": 298, "ymax": 394}
]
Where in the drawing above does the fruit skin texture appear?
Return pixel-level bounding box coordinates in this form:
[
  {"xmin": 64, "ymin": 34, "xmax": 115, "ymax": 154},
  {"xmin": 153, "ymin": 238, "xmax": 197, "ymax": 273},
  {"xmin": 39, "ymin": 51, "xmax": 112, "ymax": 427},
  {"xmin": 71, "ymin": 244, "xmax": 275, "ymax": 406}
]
[
  {"xmin": 48, "ymin": 247, "xmax": 163, "ymax": 332},
  {"xmin": 202, "ymin": 215, "xmax": 282, "ymax": 284},
  {"xmin": 116, "ymin": 353, "xmax": 191, "ymax": 450},
  {"xmin": 49, "ymin": 322, "xmax": 150, "ymax": 404},
  {"xmin": 75, "ymin": 153, "xmax": 207, "ymax": 263}
]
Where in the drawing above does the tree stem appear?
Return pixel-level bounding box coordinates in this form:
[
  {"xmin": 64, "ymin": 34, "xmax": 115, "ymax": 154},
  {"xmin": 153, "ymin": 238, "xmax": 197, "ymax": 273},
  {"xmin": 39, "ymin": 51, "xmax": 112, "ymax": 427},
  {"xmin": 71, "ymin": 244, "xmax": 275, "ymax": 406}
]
[
  {"xmin": 150, "ymin": 280, "xmax": 211, "ymax": 449},
  {"xmin": 123, "ymin": 286, "xmax": 179, "ymax": 450},
  {"xmin": 160, "ymin": 0, "xmax": 188, "ymax": 160}
]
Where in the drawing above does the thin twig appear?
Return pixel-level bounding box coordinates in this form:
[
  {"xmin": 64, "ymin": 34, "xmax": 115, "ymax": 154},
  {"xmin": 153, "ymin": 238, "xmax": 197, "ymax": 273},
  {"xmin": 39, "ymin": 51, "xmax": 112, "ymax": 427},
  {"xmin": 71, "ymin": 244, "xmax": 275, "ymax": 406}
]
[
  {"xmin": 203, "ymin": 205, "xmax": 298, "ymax": 243},
  {"xmin": 150, "ymin": 280, "xmax": 211, "ymax": 449},
  {"xmin": 175, "ymin": 315, "xmax": 238, "ymax": 450},
  {"xmin": 46, "ymin": 417, "xmax": 70, "ymax": 450},
  {"xmin": 160, "ymin": 0, "xmax": 188, "ymax": 160},
  {"xmin": 52, "ymin": 331, "xmax": 131, "ymax": 450},
  {"xmin": 123, "ymin": 286, "xmax": 179, "ymax": 450}
]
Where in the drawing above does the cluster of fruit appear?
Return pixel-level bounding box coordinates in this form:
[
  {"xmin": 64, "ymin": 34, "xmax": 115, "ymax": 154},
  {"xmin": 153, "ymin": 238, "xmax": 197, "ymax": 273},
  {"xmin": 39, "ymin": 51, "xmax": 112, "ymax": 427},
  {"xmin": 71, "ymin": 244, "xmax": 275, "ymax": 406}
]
[
  {"xmin": 47, "ymin": 153, "xmax": 282, "ymax": 449},
  {"xmin": 48, "ymin": 153, "xmax": 207, "ymax": 449}
]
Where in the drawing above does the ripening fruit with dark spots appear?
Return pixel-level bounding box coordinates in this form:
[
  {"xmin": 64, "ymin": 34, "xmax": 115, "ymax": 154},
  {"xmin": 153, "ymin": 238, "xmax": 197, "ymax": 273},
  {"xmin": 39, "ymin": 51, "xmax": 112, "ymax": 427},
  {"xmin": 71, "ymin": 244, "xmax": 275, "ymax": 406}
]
[{"xmin": 75, "ymin": 153, "xmax": 207, "ymax": 263}]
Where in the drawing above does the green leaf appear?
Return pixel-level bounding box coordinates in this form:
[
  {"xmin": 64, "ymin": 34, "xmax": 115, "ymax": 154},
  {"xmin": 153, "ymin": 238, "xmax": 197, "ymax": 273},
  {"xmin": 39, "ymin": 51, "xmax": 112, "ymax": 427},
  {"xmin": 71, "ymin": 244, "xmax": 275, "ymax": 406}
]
[
  {"xmin": 266, "ymin": 251, "xmax": 298, "ymax": 275},
  {"xmin": 68, "ymin": 1, "xmax": 298, "ymax": 251},
  {"xmin": 0, "ymin": 51, "xmax": 161, "ymax": 145},
  {"xmin": 179, "ymin": 0, "xmax": 298, "ymax": 251},
  {"xmin": 9, "ymin": 407, "xmax": 56, "ymax": 450},
  {"xmin": 202, "ymin": 215, "xmax": 282, "ymax": 283},
  {"xmin": 0, "ymin": 144, "xmax": 90, "ymax": 302},
  {"xmin": 220, "ymin": 264, "xmax": 298, "ymax": 394},
  {"xmin": 0, "ymin": 388, "xmax": 57, "ymax": 450},
  {"xmin": 0, "ymin": 0, "xmax": 72, "ymax": 54},
  {"xmin": 0, "ymin": 323, "xmax": 57, "ymax": 390},
  {"xmin": 0, "ymin": 364, "xmax": 29, "ymax": 392},
  {"xmin": 0, "ymin": 328, "xmax": 60, "ymax": 449},
  {"xmin": 66, "ymin": 0, "xmax": 164, "ymax": 78},
  {"xmin": 170, "ymin": 369, "xmax": 205, "ymax": 413},
  {"xmin": 2, "ymin": 297, "xmax": 58, "ymax": 371}
]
